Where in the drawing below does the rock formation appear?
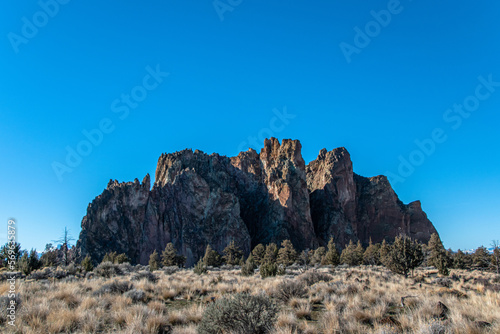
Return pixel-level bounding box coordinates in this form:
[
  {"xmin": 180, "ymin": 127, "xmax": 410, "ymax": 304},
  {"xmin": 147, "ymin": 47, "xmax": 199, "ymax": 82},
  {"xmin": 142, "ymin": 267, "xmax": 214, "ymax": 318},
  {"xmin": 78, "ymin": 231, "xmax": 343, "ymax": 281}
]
[{"xmin": 77, "ymin": 138, "xmax": 438, "ymax": 265}]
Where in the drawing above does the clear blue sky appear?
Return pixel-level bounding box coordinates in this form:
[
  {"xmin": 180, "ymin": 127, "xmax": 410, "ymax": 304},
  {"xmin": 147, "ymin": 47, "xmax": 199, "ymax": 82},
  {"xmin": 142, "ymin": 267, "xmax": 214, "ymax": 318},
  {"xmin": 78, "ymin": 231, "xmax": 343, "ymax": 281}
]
[{"xmin": 1, "ymin": 0, "xmax": 499, "ymax": 252}]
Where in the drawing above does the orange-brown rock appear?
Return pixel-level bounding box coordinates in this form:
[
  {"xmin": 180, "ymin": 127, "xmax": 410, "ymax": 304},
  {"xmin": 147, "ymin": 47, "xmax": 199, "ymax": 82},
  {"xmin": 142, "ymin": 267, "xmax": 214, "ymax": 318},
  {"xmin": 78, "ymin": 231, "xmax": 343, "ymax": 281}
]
[{"xmin": 77, "ymin": 138, "xmax": 438, "ymax": 265}]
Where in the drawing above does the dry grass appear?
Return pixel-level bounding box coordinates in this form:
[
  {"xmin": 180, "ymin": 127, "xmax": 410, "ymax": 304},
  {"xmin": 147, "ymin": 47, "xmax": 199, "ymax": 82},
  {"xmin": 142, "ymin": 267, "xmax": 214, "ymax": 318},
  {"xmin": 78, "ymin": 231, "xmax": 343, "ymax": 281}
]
[{"xmin": 0, "ymin": 265, "xmax": 499, "ymax": 333}]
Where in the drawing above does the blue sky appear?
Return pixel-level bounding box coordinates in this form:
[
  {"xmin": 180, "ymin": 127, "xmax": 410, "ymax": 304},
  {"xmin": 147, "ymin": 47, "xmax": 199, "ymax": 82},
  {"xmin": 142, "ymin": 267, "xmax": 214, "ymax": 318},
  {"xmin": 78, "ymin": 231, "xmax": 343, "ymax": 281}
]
[{"xmin": 1, "ymin": 0, "xmax": 499, "ymax": 252}]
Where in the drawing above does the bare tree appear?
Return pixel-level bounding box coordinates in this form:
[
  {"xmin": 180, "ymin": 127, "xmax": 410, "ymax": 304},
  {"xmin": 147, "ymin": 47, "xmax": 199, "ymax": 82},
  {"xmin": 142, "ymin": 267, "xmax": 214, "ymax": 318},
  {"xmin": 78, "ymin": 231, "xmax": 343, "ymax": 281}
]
[
  {"xmin": 491, "ymin": 240, "xmax": 500, "ymax": 274},
  {"xmin": 52, "ymin": 227, "xmax": 75, "ymax": 266}
]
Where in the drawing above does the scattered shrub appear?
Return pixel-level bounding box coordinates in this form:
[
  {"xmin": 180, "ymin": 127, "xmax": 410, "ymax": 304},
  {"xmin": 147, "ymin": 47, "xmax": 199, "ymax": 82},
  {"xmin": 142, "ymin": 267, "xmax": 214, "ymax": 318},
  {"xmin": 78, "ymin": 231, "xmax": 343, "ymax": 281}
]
[
  {"xmin": 94, "ymin": 261, "xmax": 123, "ymax": 278},
  {"xmin": 163, "ymin": 266, "xmax": 179, "ymax": 275},
  {"xmin": 131, "ymin": 270, "xmax": 158, "ymax": 283},
  {"xmin": 274, "ymin": 280, "xmax": 307, "ymax": 303},
  {"xmin": 94, "ymin": 280, "xmax": 132, "ymax": 295},
  {"xmin": 299, "ymin": 270, "xmax": 333, "ymax": 286},
  {"xmin": 434, "ymin": 277, "xmax": 452, "ymax": 288},
  {"xmin": 124, "ymin": 289, "xmax": 147, "ymax": 303},
  {"xmin": 197, "ymin": 293, "xmax": 278, "ymax": 334}
]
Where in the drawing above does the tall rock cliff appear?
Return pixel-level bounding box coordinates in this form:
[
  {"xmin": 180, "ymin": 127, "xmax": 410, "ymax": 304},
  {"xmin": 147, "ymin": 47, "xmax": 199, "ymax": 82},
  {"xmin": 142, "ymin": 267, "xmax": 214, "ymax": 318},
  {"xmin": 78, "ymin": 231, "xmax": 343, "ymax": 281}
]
[{"xmin": 77, "ymin": 138, "xmax": 437, "ymax": 265}]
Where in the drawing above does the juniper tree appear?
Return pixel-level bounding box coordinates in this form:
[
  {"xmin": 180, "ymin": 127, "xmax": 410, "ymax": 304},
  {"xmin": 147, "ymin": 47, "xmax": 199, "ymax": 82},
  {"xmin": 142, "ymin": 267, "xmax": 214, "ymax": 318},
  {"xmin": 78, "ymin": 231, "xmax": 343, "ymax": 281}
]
[
  {"xmin": 473, "ymin": 246, "xmax": 490, "ymax": 269},
  {"xmin": 340, "ymin": 240, "xmax": 362, "ymax": 266},
  {"xmin": 162, "ymin": 243, "xmax": 185, "ymax": 267},
  {"xmin": 149, "ymin": 250, "xmax": 160, "ymax": 271},
  {"xmin": 19, "ymin": 249, "xmax": 41, "ymax": 275},
  {"xmin": 427, "ymin": 233, "xmax": 452, "ymax": 275},
  {"xmin": 385, "ymin": 235, "xmax": 424, "ymax": 278},
  {"xmin": 0, "ymin": 242, "xmax": 22, "ymax": 269},
  {"xmin": 222, "ymin": 240, "xmax": 243, "ymax": 265},
  {"xmin": 81, "ymin": 254, "xmax": 94, "ymax": 272},
  {"xmin": 241, "ymin": 254, "xmax": 256, "ymax": 276},
  {"xmin": 363, "ymin": 239, "xmax": 381, "ymax": 265},
  {"xmin": 251, "ymin": 244, "xmax": 266, "ymax": 265},
  {"xmin": 379, "ymin": 239, "xmax": 391, "ymax": 267},
  {"xmin": 40, "ymin": 243, "xmax": 58, "ymax": 267},
  {"xmin": 298, "ymin": 249, "xmax": 311, "ymax": 267},
  {"xmin": 203, "ymin": 245, "xmax": 222, "ymax": 267},
  {"xmin": 277, "ymin": 240, "xmax": 297, "ymax": 266},
  {"xmin": 491, "ymin": 241, "xmax": 500, "ymax": 274},
  {"xmin": 322, "ymin": 237, "xmax": 340, "ymax": 266},
  {"xmin": 114, "ymin": 253, "xmax": 130, "ymax": 264},
  {"xmin": 452, "ymin": 249, "xmax": 469, "ymax": 269},
  {"xmin": 312, "ymin": 247, "xmax": 326, "ymax": 265},
  {"xmin": 263, "ymin": 243, "xmax": 278, "ymax": 264}
]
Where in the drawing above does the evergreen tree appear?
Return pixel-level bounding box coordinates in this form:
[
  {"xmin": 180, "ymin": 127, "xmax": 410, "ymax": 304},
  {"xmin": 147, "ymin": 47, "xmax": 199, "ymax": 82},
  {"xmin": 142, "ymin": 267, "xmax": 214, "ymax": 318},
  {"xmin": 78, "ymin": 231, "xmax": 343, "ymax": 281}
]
[
  {"xmin": 241, "ymin": 254, "xmax": 256, "ymax": 276},
  {"xmin": 491, "ymin": 241, "xmax": 500, "ymax": 274},
  {"xmin": 162, "ymin": 243, "xmax": 185, "ymax": 267},
  {"xmin": 355, "ymin": 240, "xmax": 364, "ymax": 262},
  {"xmin": 277, "ymin": 240, "xmax": 297, "ymax": 266},
  {"xmin": 251, "ymin": 244, "xmax": 266, "ymax": 265},
  {"xmin": 0, "ymin": 242, "xmax": 22, "ymax": 269},
  {"xmin": 452, "ymin": 249, "xmax": 469, "ymax": 269},
  {"xmin": 427, "ymin": 233, "xmax": 451, "ymax": 275},
  {"xmin": 81, "ymin": 254, "xmax": 94, "ymax": 272},
  {"xmin": 114, "ymin": 253, "xmax": 130, "ymax": 264},
  {"xmin": 340, "ymin": 240, "xmax": 362, "ymax": 266},
  {"xmin": 297, "ymin": 250, "xmax": 311, "ymax": 267},
  {"xmin": 102, "ymin": 251, "xmax": 129, "ymax": 264},
  {"xmin": 102, "ymin": 251, "xmax": 117, "ymax": 263},
  {"xmin": 385, "ymin": 236, "xmax": 424, "ymax": 278},
  {"xmin": 322, "ymin": 238, "xmax": 340, "ymax": 266},
  {"xmin": 28, "ymin": 249, "xmax": 41, "ymax": 272},
  {"xmin": 203, "ymin": 245, "xmax": 222, "ymax": 267},
  {"xmin": 222, "ymin": 240, "xmax": 243, "ymax": 265},
  {"xmin": 263, "ymin": 243, "xmax": 278, "ymax": 264},
  {"xmin": 312, "ymin": 247, "xmax": 326, "ymax": 265},
  {"xmin": 18, "ymin": 252, "xmax": 30, "ymax": 275},
  {"xmin": 363, "ymin": 239, "xmax": 380, "ymax": 265},
  {"xmin": 473, "ymin": 246, "xmax": 490, "ymax": 268},
  {"xmin": 149, "ymin": 250, "xmax": 160, "ymax": 271},
  {"xmin": 379, "ymin": 239, "xmax": 391, "ymax": 267},
  {"xmin": 40, "ymin": 243, "xmax": 58, "ymax": 267}
]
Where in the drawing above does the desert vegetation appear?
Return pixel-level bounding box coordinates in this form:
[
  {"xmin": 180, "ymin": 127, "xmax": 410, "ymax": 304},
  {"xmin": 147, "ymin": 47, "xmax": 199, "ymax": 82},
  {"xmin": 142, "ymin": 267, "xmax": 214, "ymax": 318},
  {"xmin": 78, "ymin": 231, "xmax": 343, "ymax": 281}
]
[{"xmin": 0, "ymin": 233, "xmax": 499, "ymax": 333}]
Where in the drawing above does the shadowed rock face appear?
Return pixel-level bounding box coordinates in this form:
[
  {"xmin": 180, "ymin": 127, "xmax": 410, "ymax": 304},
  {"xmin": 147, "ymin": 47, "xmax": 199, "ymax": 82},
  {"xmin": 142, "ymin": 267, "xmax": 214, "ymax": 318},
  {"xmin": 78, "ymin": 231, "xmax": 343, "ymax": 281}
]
[{"xmin": 77, "ymin": 138, "xmax": 438, "ymax": 265}]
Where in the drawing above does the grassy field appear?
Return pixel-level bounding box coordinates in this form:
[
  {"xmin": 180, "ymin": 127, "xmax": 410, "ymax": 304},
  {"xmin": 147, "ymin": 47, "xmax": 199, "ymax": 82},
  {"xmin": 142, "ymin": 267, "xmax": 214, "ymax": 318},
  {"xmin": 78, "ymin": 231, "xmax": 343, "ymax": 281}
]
[{"xmin": 1, "ymin": 264, "xmax": 499, "ymax": 333}]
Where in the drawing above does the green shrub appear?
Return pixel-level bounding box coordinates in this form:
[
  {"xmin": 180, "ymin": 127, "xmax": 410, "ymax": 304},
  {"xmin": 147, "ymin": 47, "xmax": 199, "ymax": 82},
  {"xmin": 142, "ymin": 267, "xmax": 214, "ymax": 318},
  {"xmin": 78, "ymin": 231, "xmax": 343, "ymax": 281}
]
[
  {"xmin": 194, "ymin": 259, "xmax": 207, "ymax": 275},
  {"xmin": 149, "ymin": 250, "xmax": 160, "ymax": 271},
  {"xmin": 241, "ymin": 255, "xmax": 256, "ymax": 276},
  {"xmin": 81, "ymin": 255, "xmax": 93, "ymax": 272},
  {"xmin": 197, "ymin": 293, "xmax": 278, "ymax": 334},
  {"xmin": 260, "ymin": 262, "xmax": 277, "ymax": 278}
]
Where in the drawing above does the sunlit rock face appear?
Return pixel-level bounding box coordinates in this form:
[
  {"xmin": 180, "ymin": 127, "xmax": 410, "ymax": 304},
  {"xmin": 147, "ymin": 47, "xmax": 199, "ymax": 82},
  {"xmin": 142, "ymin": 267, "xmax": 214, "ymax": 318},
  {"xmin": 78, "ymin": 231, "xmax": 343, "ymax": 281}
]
[{"xmin": 77, "ymin": 138, "xmax": 438, "ymax": 265}]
